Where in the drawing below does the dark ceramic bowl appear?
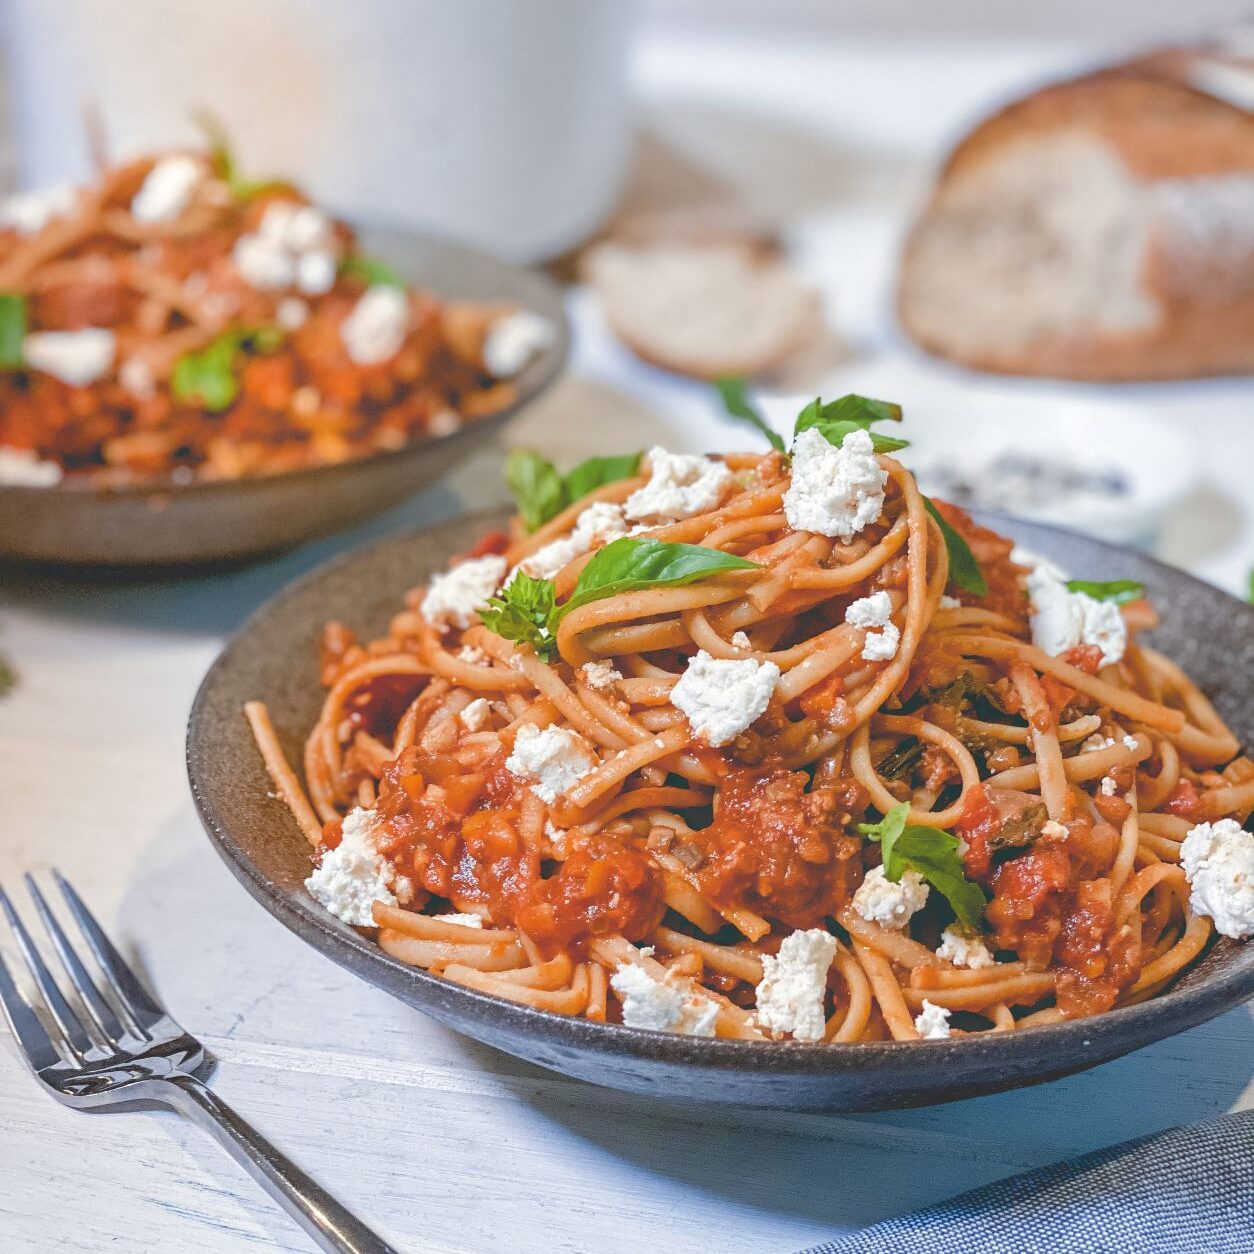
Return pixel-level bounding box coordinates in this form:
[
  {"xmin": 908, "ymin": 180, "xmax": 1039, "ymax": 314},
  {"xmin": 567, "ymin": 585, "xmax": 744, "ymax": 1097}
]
[
  {"xmin": 187, "ymin": 508, "xmax": 1254, "ymax": 1111},
  {"xmin": 0, "ymin": 230, "xmax": 567, "ymax": 568}
]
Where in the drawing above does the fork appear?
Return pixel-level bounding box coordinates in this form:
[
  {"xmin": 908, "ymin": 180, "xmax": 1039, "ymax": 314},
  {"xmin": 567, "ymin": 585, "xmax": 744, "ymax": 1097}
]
[{"xmin": 0, "ymin": 871, "xmax": 398, "ymax": 1254}]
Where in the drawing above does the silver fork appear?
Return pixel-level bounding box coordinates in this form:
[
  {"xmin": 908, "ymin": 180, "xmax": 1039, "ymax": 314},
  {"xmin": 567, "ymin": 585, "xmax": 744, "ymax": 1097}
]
[{"xmin": 0, "ymin": 870, "xmax": 398, "ymax": 1254}]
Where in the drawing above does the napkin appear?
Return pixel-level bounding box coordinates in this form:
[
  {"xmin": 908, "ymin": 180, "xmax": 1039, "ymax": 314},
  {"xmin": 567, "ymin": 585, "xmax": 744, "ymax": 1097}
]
[{"xmin": 798, "ymin": 1109, "xmax": 1253, "ymax": 1254}]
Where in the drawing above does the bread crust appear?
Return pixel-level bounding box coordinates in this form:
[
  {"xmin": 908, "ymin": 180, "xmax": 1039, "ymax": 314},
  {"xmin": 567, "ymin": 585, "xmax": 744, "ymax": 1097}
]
[{"xmin": 898, "ymin": 45, "xmax": 1254, "ymax": 380}]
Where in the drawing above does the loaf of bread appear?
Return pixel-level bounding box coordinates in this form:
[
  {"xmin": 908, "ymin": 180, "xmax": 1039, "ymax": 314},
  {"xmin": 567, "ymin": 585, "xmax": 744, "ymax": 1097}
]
[{"xmin": 897, "ymin": 40, "xmax": 1254, "ymax": 380}]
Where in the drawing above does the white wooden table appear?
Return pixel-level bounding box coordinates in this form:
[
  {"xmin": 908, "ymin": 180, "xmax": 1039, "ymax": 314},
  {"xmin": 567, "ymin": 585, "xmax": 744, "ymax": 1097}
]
[{"xmin": 2, "ymin": 30, "xmax": 1252, "ymax": 1254}]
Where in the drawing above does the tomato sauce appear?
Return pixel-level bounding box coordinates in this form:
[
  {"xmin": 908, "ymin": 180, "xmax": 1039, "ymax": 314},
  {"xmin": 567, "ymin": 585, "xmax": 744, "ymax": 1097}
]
[
  {"xmin": 928, "ymin": 499, "xmax": 1029, "ymax": 624},
  {"xmin": 690, "ymin": 768, "xmax": 865, "ymax": 929},
  {"xmin": 1054, "ymin": 880, "xmax": 1141, "ymax": 1017}
]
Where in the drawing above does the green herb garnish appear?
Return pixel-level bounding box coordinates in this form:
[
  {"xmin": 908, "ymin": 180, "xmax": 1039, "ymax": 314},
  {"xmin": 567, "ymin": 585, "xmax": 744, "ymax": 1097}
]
[
  {"xmin": 1064, "ymin": 579, "xmax": 1146, "ymax": 605},
  {"xmin": 0, "ymin": 293, "xmax": 26, "ymax": 369},
  {"xmin": 876, "ymin": 738, "xmax": 923, "ymax": 781},
  {"xmin": 479, "ymin": 572, "xmax": 558, "ymax": 662},
  {"xmin": 794, "ymin": 393, "xmax": 910, "ymax": 454},
  {"xmin": 858, "ymin": 801, "xmax": 987, "ymax": 928},
  {"xmin": 923, "ymin": 497, "xmax": 987, "ymax": 597},
  {"xmin": 505, "ymin": 449, "xmax": 642, "ymax": 533},
  {"xmin": 480, "ymin": 538, "xmax": 759, "ymax": 656},
  {"xmin": 339, "ymin": 255, "xmax": 404, "ymax": 289},
  {"xmin": 171, "ymin": 326, "xmax": 282, "ymax": 413},
  {"xmin": 714, "ymin": 377, "xmax": 786, "ymax": 453},
  {"xmin": 554, "ymin": 537, "xmax": 759, "ymax": 625},
  {"xmin": 194, "ymin": 110, "xmax": 287, "ymax": 202},
  {"xmin": 0, "ymin": 651, "xmax": 15, "ymax": 697}
]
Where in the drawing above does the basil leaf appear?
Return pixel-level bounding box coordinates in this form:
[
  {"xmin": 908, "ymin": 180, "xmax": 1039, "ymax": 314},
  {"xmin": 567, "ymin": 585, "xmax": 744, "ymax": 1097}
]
[
  {"xmin": 562, "ymin": 452, "xmax": 642, "ymax": 503},
  {"xmin": 859, "ymin": 801, "xmax": 987, "ymax": 927},
  {"xmin": 506, "ymin": 449, "xmax": 567, "ymax": 533},
  {"xmin": 479, "ymin": 571, "xmax": 558, "ymax": 662},
  {"xmin": 1248, "ymin": 568, "xmax": 1254, "ymax": 605},
  {"xmin": 554, "ymin": 537, "xmax": 759, "ymax": 624},
  {"xmin": 171, "ymin": 326, "xmax": 281, "ymax": 413},
  {"xmin": 339, "ymin": 254, "xmax": 404, "ymax": 289},
  {"xmin": 794, "ymin": 393, "xmax": 909, "ymax": 454},
  {"xmin": 193, "ymin": 110, "xmax": 286, "ymax": 202},
  {"xmin": 923, "ymin": 497, "xmax": 987, "ymax": 597},
  {"xmin": 714, "ymin": 376, "xmax": 785, "ymax": 453},
  {"xmin": 1064, "ymin": 579, "xmax": 1146, "ymax": 605},
  {"xmin": 0, "ymin": 293, "xmax": 26, "ymax": 369}
]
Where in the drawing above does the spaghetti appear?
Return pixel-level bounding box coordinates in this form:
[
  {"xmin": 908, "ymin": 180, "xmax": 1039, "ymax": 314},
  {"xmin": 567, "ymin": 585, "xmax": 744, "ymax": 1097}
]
[
  {"xmin": 0, "ymin": 147, "xmax": 550, "ymax": 484},
  {"xmin": 247, "ymin": 435, "xmax": 1253, "ymax": 1043}
]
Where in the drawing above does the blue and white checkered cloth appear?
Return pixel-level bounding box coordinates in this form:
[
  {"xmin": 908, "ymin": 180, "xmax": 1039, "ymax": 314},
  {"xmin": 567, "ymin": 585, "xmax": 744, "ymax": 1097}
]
[{"xmin": 798, "ymin": 1110, "xmax": 1253, "ymax": 1254}]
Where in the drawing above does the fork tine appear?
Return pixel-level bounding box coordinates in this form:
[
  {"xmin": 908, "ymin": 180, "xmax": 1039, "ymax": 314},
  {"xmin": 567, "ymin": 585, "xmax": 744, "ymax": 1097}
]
[
  {"xmin": 52, "ymin": 870, "xmax": 168, "ymax": 1033},
  {"xmin": 0, "ymin": 886, "xmax": 93, "ymax": 1060},
  {"xmin": 0, "ymin": 946, "xmax": 61, "ymax": 1072},
  {"xmin": 25, "ymin": 873, "xmax": 129, "ymax": 1046}
]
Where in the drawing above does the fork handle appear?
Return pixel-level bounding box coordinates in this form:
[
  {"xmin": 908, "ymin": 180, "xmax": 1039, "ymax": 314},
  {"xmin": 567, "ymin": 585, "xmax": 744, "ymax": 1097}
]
[{"xmin": 165, "ymin": 1074, "xmax": 399, "ymax": 1254}]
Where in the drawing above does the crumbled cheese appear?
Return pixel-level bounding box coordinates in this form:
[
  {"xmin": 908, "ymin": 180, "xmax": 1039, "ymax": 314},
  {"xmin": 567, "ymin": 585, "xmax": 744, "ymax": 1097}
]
[
  {"xmin": 24, "ymin": 329, "xmax": 115, "ymax": 386},
  {"xmin": 671, "ymin": 650, "xmax": 781, "ymax": 747},
  {"xmin": 624, "ymin": 447, "xmax": 734, "ymax": 524},
  {"xmin": 130, "ymin": 155, "xmax": 203, "ymax": 223},
  {"xmin": 296, "ymin": 248, "xmax": 337, "ymax": 295},
  {"xmin": 419, "ymin": 554, "xmax": 506, "ymax": 632},
  {"xmin": 516, "ymin": 502, "xmax": 628, "ymax": 579},
  {"xmin": 118, "ymin": 356, "xmax": 156, "ymax": 399},
  {"xmin": 0, "ymin": 445, "xmax": 62, "ymax": 486},
  {"xmin": 610, "ymin": 961, "xmax": 718, "ymax": 1036},
  {"xmin": 460, "ymin": 698, "xmax": 491, "ymax": 731},
  {"xmin": 429, "ymin": 410, "xmax": 461, "ymax": 437},
  {"xmin": 341, "ymin": 286, "xmax": 409, "ymax": 365},
  {"xmin": 580, "ymin": 660, "xmax": 622, "ymax": 690},
  {"xmin": 1041, "ymin": 820, "xmax": 1068, "ymax": 840},
  {"xmin": 1, "ymin": 184, "xmax": 77, "ymax": 235},
  {"xmin": 783, "ymin": 427, "xmax": 887, "ymax": 540},
  {"xmin": 276, "ymin": 296, "xmax": 309, "ymax": 330},
  {"xmin": 846, "ymin": 594, "xmax": 900, "ymax": 662},
  {"xmin": 1180, "ymin": 818, "xmax": 1254, "ymax": 940},
  {"xmin": 431, "ymin": 912, "xmax": 484, "ymax": 929},
  {"xmin": 754, "ymin": 927, "xmax": 838, "ymax": 1042},
  {"xmin": 851, "ymin": 865, "xmax": 930, "ymax": 930},
  {"xmin": 861, "ymin": 622, "xmax": 900, "ymax": 662},
  {"xmin": 914, "ymin": 999, "xmax": 952, "ymax": 1040},
  {"xmin": 458, "ymin": 645, "xmax": 487, "ymax": 664},
  {"xmin": 939, "ymin": 594, "xmax": 962, "ymax": 610},
  {"xmin": 505, "ymin": 723, "xmax": 596, "ymax": 803},
  {"xmin": 233, "ymin": 200, "xmax": 338, "ymax": 292},
  {"xmin": 1122, "ymin": 734, "xmax": 1139, "ymax": 752},
  {"xmin": 936, "ymin": 925, "xmax": 994, "ymax": 969},
  {"xmin": 1082, "ymin": 734, "xmax": 1116, "ymax": 754},
  {"xmin": 304, "ymin": 807, "xmax": 397, "ymax": 926},
  {"xmin": 1100, "ymin": 775, "xmax": 1118, "ymax": 797},
  {"xmin": 1025, "ymin": 564, "xmax": 1127, "ymax": 667},
  {"xmin": 730, "ymin": 631, "xmax": 752, "ymax": 650},
  {"xmin": 482, "ymin": 309, "xmax": 555, "ymax": 377}
]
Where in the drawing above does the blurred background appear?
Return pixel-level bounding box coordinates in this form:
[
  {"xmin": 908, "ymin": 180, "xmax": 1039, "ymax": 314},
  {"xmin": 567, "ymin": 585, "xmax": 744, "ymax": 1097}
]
[{"xmin": 0, "ymin": 0, "xmax": 1251, "ymax": 587}]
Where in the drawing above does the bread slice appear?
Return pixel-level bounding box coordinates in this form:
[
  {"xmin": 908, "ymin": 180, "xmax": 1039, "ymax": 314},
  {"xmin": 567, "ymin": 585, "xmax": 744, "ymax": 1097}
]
[
  {"xmin": 584, "ymin": 241, "xmax": 821, "ymax": 380},
  {"xmin": 897, "ymin": 42, "xmax": 1254, "ymax": 380}
]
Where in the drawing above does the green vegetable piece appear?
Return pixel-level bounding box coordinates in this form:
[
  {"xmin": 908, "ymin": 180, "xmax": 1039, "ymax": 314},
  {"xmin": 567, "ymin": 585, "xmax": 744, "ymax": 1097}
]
[
  {"xmin": 858, "ymin": 801, "xmax": 987, "ymax": 928},
  {"xmin": 923, "ymin": 497, "xmax": 987, "ymax": 597},
  {"xmin": 506, "ymin": 449, "xmax": 567, "ymax": 533},
  {"xmin": 714, "ymin": 377, "xmax": 786, "ymax": 453},
  {"xmin": 339, "ymin": 255, "xmax": 404, "ymax": 289},
  {"xmin": 0, "ymin": 651, "xmax": 15, "ymax": 697},
  {"xmin": 793, "ymin": 393, "xmax": 909, "ymax": 454},
  {"xmin": 1064, "ymin": 579, "xmax": 1146, "ymax": 605},
  {"xmin": 478, "ymin": 571, "xmax": 558, "ymax": 662},
  {"xmin": 171, "ymin": 327, "xmax": 281, "ymax": 413},
  {"xmin": 553, "ymin": 537, "xmax": 759, "ymax": 625},
  {"xmin": 193, "ymin": 109, "xmax": 287, "ymax": 202},
  {"xmin": 0, "ymin": 293, "xmax": 27, "ymax": 369},
  {"xmin": 562, "ymin": 452, "xmax": 642, "ymax": 504}
]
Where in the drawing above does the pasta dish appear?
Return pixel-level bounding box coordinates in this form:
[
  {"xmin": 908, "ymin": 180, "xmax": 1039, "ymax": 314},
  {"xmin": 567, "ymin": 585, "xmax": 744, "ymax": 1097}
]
[
  {"xmin": 0, "ymin": 142, "xmax": 552, "ymax": 486},
  {"xmin": 246, "ymin": 395, "xmax": 1253, "ymax": 1043}
]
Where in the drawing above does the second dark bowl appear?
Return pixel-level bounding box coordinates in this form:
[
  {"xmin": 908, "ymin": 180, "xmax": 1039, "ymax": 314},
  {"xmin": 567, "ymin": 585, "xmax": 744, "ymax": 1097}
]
[{"xmin": 0, "ymin": 229, "xmax": 568, "ymax": 567}]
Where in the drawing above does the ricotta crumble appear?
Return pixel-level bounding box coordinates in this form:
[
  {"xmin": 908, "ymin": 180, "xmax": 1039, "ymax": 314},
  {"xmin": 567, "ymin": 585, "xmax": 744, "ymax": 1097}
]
[
  {"xmin": 782, "ymin": 427, "xmax": 887, "ymax": 540},
  {"xmin": 671, "ymin": 650, "xmax": 781, "ymax": 747},
  {"xmin": 754, "ymin": 927, "xmax": 838, "ymax": 1042}
]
